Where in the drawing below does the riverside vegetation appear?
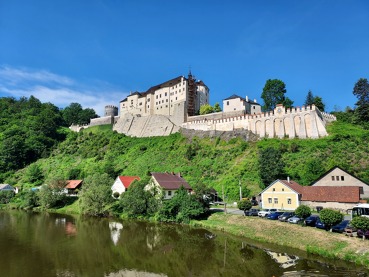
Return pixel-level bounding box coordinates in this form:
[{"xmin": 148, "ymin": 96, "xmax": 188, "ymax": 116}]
[{"xmin": 1, "ymin": 95, "xmax": 369, "ymax": 266}]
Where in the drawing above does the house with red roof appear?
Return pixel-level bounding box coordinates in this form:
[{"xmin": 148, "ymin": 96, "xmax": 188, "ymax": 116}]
[
  {"xmin": 111, "ymin": 176, "xmax": 140, "ymax": 197},
  {"xmin": 65, "ymin": 180, "xmax": 83, "ymax": 195},
  {"xmin": 260, "ymin": 178, "xmax": 362, "ymax": 211},
  {"xmin": 145, "ymin": 172, "xmax": 192, "ymax": 200}
]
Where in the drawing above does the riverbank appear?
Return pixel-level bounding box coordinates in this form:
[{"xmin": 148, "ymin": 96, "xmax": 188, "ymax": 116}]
[{"xmin": 192, "ymin": 213, "xmax": 369, "ymax": 268}]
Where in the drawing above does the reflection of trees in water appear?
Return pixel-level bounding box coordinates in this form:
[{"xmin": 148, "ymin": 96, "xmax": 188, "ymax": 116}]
[{"xmin": 240, "ymin": 244, "xmax": 255, "ymax": 260}]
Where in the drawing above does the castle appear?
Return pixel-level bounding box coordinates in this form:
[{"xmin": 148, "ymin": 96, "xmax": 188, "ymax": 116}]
[{"xmin": 70, "ymin": 73, "xmax": 336, "ymax": 139}]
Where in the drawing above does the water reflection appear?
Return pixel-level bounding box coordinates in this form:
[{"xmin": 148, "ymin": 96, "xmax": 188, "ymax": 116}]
[{"xmin": 0, "ymin": 211, "xmax": 368, "ymax": 277}]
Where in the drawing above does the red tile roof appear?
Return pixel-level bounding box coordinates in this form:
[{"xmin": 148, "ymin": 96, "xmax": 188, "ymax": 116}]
[
  {"xmin": 118, "ymin": 176, "xmax": 140, "ymax": 189},
  {"xmin": 65, "ymin": 180, "xmax": 83, "ymax": 189},
  {"xmin": 151, "ymin": 172, "xmax": 192, "ymax": 190},
  {"xmin": 302, "ymin": 186, "xmax": 361, "ymax": 203},
  {"xmin": 280, "ymin": 180, "xmax": 305, "ymax": 194}
]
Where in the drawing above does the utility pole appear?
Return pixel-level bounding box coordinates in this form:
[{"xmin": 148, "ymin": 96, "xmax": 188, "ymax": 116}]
[{"xmin": 239, "ymin": 180, "xmax": 242, "ymax": 201}]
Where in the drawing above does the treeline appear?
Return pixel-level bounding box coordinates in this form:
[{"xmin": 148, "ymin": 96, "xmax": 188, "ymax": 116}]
[{"xmin": 0, "ymin": 96, "xmax": 98, "ymax": 178}]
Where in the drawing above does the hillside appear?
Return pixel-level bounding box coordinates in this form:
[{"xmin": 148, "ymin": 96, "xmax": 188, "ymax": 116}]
[{"xmin": 12, "ymin": 120, "xmax": 369, "ymax": 200}]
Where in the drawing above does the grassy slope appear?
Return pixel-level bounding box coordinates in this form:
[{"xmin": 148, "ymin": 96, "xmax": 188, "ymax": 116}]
[
  {"xmin": 15, "ymin": 121, "xmax": 369, "ymax": 200},
  {"xmin": 193, "ymin": 213, "xmax": 369, "ymax": 267}
]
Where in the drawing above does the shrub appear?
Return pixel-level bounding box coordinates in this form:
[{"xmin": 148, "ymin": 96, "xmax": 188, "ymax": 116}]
[
  {"xmin": 295, "ymin": 205, "xmax": 312, "ymax": 219},
  {"xmin": 319, "ymin": 208, "xmax": 343, "ymax": 228},
  {"xmin": 237, "ymin": 199, "xmax": 252, "ymax": 211},
  {"xmin": 351, "ymin": 216, "xmax": 369, "ymax": 231},
  {"xmin": 0, "ymin": 191, "xmax": 15, "ymax": 204}
]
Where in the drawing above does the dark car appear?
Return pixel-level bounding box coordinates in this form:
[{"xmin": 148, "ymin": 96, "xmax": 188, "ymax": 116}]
[
  {"xmin": 357, "ymin": 229, "xmax": 369, "ymax": 239},
  {"xmin": 244, "ymin": 208, "xmax": 259, "ymax": 216},
  {"xmin": 332, "ymin": 220, "xmax": 350, "ymax": 233},
  {"xmin": 278, "ymin": 212, "xmax": 295, "ymax": 222},
  {"xmin": 315, "ymin": 217, "xmax": 329, "ymax": 230},
  {"xmin": 304, "ymin": 215, "xmax": 319, "ymax": 227},
  {"xmin": 267, "ymin": 211, "xmax": 284, "ymax": 220}
]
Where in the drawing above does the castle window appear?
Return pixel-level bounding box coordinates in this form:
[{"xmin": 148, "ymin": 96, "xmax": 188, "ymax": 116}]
[
  {"xmin": 147, "ymin": 98, "xmax": 150, "ymax": 102},
  {"xmin": 175, "ymin": 97, "xmax": 177, "ymax": 100},
  {"xmin": 139, "ymin": 102, "xmax": 142, "ymax": 106},
  {"xmin": 156, "ymin": 102, "xmax": 158, "ymax": 105},
  {"xmin": 160, "ymin": 94, "xmax": 162, "ymax": 98},
  {"xmin": 147, "ymin": 105, "xmax": 149, "ymax": 108},
  {"xmin": 166, "ymin": 99, "xmax": 168, "ymax": 102},
  {"xmin": 156, "ymin": 95, "xmax": 158, "ymax": 99},
  {"xmin": 253, "ymin": 106, "xmax": 255, "ymax": 109},
  {"xmin": 331, "ymin": 176, "xmax": 335, "ymax": 181},
  {"xmin": 165, "ymin": 105, "xmax": 168, "ymax": 108},
  {"xmin": 341, "ymin": 176, "xmax": 344, "ymax": 181},
  {"xmin": 131, "ymin": 100, "xmax": 133, "ymax": 105},
  {"xmin": 165, "ymin": 92, "xmax": 167, "ymax": 96},
  {"xmin": 227, "ymin": 101, "xmax": 229, "ymax": 105}
]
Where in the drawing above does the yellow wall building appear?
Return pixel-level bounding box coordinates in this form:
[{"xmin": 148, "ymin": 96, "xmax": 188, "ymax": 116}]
[{"xmin": 260, "ymin": 179, "xmax": 303, "ymax": 211}]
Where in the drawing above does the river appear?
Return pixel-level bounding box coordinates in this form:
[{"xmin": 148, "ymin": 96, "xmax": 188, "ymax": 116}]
[{"xmin": 0, "ymin": 210, "xmax": 367, "ymax": 277}]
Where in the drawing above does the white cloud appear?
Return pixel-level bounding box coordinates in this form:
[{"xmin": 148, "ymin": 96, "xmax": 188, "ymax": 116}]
[{"xmin": 0, "ymin": 65, "xmax": 128, "ymax": 116}]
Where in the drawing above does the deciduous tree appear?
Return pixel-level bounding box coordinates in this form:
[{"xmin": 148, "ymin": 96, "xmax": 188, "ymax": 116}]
[
  {"xmin": 261, "ymin": 79, "xmax": 287, "ymax": 111},
  {"xmin": 353, "ymin": 78, "xmax": 369, "ymax": 126}
]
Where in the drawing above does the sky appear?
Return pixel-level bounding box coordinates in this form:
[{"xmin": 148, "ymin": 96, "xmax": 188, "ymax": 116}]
[{"xmin": 1, "ymin": 0, "xmax": 369, "ymax": 115}]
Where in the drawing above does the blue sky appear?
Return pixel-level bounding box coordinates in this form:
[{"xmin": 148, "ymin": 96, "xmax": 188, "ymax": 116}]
[{"xmin": 1, "ymin": 1, "xmax": 368, "ymax": 115}]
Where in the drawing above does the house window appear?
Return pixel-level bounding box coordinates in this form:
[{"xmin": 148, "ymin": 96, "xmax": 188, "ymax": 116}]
[
  {"xmin": 331, "ymin": 176, "xmax": 335, "ymax": 181},
  {"xmin": 341, "ymin": 176, "xmax": 344, "ymax": 181},
  {"xmin": 272, "ymin": 188, "xmax": 275, "ymax": 191},
  {"xmin": 287, "ymin": 198, "xmax": 291, "ymax": 204},
  {"xmin": 274, "ymin": 198, "xmax": 278, "ymax": 204},
  {"xmin": 360, "ymin": 187, "xmax": 364, "ymax": 194},
  {"xmin": 336, "ymin": 176, "xmax": 339, "ymax": 181},
  {"xmin": 168, "ymin": 191, "xmax": 172, "ymax": 196},
  {"xmin": 282, "ymin": 188, "xmax": 284, "ymax": 191},
  {"xmin": 268, "ymin": 198, "xmax": 272, "ymax": 204}
]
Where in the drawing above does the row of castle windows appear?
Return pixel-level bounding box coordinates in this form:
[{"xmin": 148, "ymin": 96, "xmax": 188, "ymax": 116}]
[{"xmin": 268, "ymin": 197, "xmax": 292, "ymax": 204}]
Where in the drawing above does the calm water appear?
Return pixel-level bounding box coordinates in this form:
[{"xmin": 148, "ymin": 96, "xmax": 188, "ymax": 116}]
[{"xmin": 0, "ymin": 211, "xmax": 367, "ymax": 277}]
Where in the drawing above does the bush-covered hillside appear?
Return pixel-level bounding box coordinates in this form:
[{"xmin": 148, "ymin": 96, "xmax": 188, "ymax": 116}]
[{"xmin": 10, "ymin": 120, "xmax": 369, "ymax": 201}]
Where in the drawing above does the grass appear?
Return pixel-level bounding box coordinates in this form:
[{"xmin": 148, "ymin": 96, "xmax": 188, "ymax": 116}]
[{"xmin": 192, "ymin": 213, "xmax": 369, "ymax": 267}]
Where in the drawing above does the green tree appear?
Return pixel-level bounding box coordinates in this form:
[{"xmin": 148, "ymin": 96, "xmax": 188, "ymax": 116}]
[
  {"xmin": 157, "ymin": 186, "xmax": 206, "ymax": 223},
  {"xmin": 213, "ymin": 102, "xmax": 222, "ymax": 112},
  {"xmin": 351, "ymin": 216, "xmax": 369, "ymax": 231},
  {"xmin": 319, "ymin": 208, "xmax": 343, "ymax": 229},
  {"xmin": 62, "ymin": 103, "xmax": 98, "ymax": 126},
  {"xmin": 283, "ymin": 97, "xmax": 294, "ymax": 109},
  {"xmin": 25, "ymin": 164, "xmax": 44, "ymax": 185},
  {"xmin": 304, "ymin": 90, "xmax": 314, "ymax": 106},
  {"xmin": 295, "ymin": 205, "xmax": 311, "ymax": 219},
  {"xmin": 261, "ymin": 79, "xmax": 287, "ymax": 111},
  {"xmin": 313, "ymin": 96, "xmax": 325, "ymax": 112},
  {"xmin": 199, "ymin": 104, "xmax": 214, "ymax": 115},
  {"xmin": 79, "ymin": 173, "xmax": 114, "ymax": 216},
  {"xmin": 258, "ymin": 147, "xmax": 285, "ymax": 187},
  {"xmin": 0, "ymin": 190, "xmax": 15, "ymax": 204},
  {"xmin": 37, "ymin": 180, "xmax": 68, "ymax": 209},
  {"xmin": 237, "ymin": 199, "xmax": 252, "ymax": 210},
  {"xmin": 353, "ymin": 78, "xmax": 369, "ymax": 126},
  {"xmin": 120, "ymin": 178, "xmax": 159, "ymax": 218}
]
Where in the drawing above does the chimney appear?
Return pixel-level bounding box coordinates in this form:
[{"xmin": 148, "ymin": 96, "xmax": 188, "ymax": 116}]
[
  {"xmin": 254, "ymin": 98, "xmax": 257, "ymax": 103},
  {"xmin": 246, "ymin": 95, "xmax": 249, "ymax": 102},
  {"xmin": 287, "ymin": 176, "xmax": 290, "ymax": 183}
]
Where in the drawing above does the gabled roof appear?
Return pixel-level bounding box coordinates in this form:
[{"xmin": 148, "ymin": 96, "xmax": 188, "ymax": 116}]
[
  {"xmin": 259, "ymin": 179, "xmax": 304, "ymax": 195},
  {"xmin": 302, "ymin": 186, "xmax": 360, "ymax": 203},
  {"xmin": 65, "ymin": 180, "xmax": 83, "ymax": 189},
  {"xmin": 0, "ymin": 184, "xmax": 13, "ymax": 190},
  {"xmin": 310, "ymin": 166, "xmax": 369, "ymax": 186},
  {"xmin": 151, "ymin": 172, "xmax": 191, "ymax": 190},
  {"xmin": 145, "ymin": 76, "xmax": 184, "ymax": 95},
  {"xmin": 118, "ymin": 176, "xmax": 140, "ymax": 189}
]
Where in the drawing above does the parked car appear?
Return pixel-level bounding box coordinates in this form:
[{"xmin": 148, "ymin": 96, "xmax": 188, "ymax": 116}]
[
  {"xmin": 267, "ymin": 211, "xmax": 284, "ymax": 220},
  {"xmin": 357, "ymin": 229, "xmax": 369, "ymax": 239},
  {"xmin": 287, "ymin": 216, "xmax": 302, "ymax": 224},
  {"xmin": 332, "ymin": 220, "xmax": 350, "ymax": 233},
  {"xmin": 344, "ymin": 224, "xmax": 357, "ymax": 237},
  {"xmin": 315, "ymin": 217, "xmax": 329, "ymax": 230},
  {"xmin": 278, "ymin": 212, "xmax": 295, "ymax": 222},
  {"xmin": 258, "ymin": 209, "xmax": 278, "ymax": 217},
  {"xmin": 244, "ymin": 208, "xmax": 259, "ymax": 216},
  {"xmin": 304, "ymin": 215, "xmax": 319, "ymax": 227}
]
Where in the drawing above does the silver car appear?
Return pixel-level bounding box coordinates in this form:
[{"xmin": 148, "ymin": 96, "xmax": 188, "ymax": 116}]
[{"xmin": 287, "ymin": 216, "xmax": 302, "ymax": 224}]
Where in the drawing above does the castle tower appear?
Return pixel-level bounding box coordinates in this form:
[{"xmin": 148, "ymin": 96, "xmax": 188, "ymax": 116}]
[
  {"xmin": 187, "ymin": 71, "xmax": 197, "ymax": 116},
  {"xmin": 105, "ymin": 105, "xmax": 118, "ymax": 117}
]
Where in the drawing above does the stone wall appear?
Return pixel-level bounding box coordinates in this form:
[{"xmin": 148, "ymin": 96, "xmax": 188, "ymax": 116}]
[{"xmin": 301, "ymin": 201, "xmax": 358, "ymax": 212}]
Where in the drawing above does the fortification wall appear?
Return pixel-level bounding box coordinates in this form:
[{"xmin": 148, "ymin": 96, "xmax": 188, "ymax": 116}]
[{"xmin": 90, "ymin": 116, "xmax": 115, "ymax": 126}]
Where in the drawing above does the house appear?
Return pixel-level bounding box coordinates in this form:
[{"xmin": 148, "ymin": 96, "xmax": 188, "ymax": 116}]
[
  {"xmin": 259, "ymin": 179, "xmax": 304, "ymax": 211},
  {"xmin": 65, "ymin": 180, "xmax": 83, "ymax": 195},
  {"xmin": 111, "ymin": 176, "xmax": 140, "ymax": 196},
  {"xmin": 310, "ymin": 166, "xmax": 369, "ymax": 198},
  {"xmin": 0, "ymin": 184, "xmax": 15, "ymax": 192},
  {"xmin": 222, "ymin": 94, "xmax": 261, "ymax": 114},
  {"xmin": 145, "ymin": 172, "xmax": 192, "ymax": 200},
  {"xmin": 260, "ymin": 178, "xmax": 362, "ymax": 211}
]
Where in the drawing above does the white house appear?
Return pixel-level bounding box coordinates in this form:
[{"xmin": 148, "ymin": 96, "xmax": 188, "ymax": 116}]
[{"xmin": 111, "ymin": 176, "xmax": 140, "ymax": 196}]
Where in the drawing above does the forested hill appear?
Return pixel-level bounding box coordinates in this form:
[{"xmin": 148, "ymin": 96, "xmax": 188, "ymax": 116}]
[{"xmin": 7, "ymin": 115, "xmax": 369, "ymax": 200}]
